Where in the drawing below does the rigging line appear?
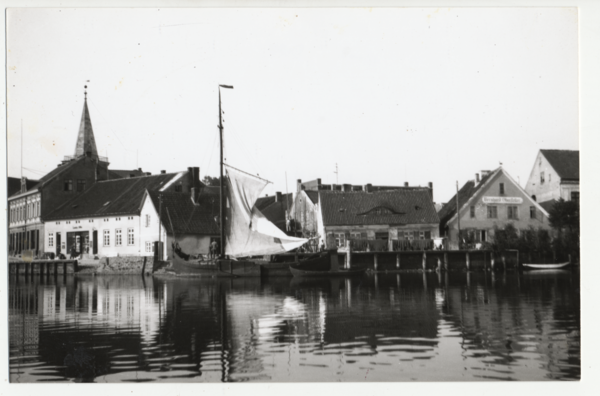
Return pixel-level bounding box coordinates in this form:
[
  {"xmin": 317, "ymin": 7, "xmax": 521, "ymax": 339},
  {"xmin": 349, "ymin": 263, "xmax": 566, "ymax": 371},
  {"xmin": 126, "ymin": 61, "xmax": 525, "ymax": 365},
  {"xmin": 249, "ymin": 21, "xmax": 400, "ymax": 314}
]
[
  {"xmin": 201, "ymin": 129, "xmax": 219, "ymax": 179},
  {"xmin": 223, "ymin": 163, "xmax": 272, "ymax": 184},
  {"xmin": 88, "ymin": 99, "xmax": 128, "ymax": 150},
  {"xmin": 224, "ymin": 124, "xmax": 260, "ymax": 173}
]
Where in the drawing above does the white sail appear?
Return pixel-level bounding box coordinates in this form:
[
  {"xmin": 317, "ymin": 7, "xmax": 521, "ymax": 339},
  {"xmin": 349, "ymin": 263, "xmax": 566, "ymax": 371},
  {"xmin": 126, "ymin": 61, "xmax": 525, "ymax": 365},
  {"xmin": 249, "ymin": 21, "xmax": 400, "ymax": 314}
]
[{"xmin": 224, "ymin": 164, "xmax": 308, "ymax": 257}]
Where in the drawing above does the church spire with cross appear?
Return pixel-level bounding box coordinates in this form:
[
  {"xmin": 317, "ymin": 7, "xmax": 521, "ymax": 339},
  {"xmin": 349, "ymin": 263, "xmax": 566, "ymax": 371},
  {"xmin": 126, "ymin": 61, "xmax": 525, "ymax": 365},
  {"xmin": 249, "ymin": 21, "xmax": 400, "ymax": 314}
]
[{"xmin": 73, "ymin": 84, "xmax": 99, "ymax": 159}]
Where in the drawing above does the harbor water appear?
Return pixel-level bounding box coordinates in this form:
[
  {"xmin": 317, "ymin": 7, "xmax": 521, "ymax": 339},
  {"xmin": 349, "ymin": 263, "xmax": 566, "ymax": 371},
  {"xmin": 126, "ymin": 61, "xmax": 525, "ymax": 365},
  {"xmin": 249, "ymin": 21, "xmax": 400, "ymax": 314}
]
[{"xmin": 9, "ymin": 270, "xmax": 580, "ymax": 382}]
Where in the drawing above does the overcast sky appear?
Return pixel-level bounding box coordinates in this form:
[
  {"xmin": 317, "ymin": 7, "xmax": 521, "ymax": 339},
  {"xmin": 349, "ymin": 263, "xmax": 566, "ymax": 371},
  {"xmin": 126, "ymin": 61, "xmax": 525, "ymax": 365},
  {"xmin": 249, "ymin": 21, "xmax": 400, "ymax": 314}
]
[{"xmin": 6, "ymin": 7, "xmax": 578, "ymax": 203}]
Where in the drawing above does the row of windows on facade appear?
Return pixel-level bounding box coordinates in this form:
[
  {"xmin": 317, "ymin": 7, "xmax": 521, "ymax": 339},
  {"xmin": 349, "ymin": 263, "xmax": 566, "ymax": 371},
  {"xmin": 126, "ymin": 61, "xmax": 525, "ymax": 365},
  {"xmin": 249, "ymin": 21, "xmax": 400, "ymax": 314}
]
[
  {"xmin": 10, "ymin": 201, "xmax": 41, "ymax": 223},
  {"xmin": 334, "ymin": 230, "xmax": 433, "ymax": 247},
  {"xmin": 47, "ymin": 229, "xmax": 136, "ymax": 248},
  {"xmin": 54, "ymin": 216, "xmax": 137, "ymax": 225},
  {"xmin": 470, "ymin": 205, "xmax": 538, "ymax": 220}
]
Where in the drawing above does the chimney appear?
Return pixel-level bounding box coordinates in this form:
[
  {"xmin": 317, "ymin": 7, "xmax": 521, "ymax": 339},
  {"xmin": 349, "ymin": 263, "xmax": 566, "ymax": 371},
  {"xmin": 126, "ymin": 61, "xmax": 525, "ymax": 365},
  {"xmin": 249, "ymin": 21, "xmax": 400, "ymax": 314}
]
[
  {"xmin": 161, "ymin": 170, "xmax": 166, "ymax": 174},
  {"xmin": 276, "ymin": 191, "xmax": 282, "ymax": 202},
  {"xmin": 317, "ymin": 178, "xmax": 322, "ymax": 189},
  {"xmin": 343, "ymin": 184, "xmax": 351, "ymax": 192},
  {"xmin": 138, "ymin": 167, "xmax": 142, "ymax": 172},
  {"xmin": 428, "ymin": 182, "xmax": 433, "ymax": 200},
  {"xmin": 475, "ymin": 173, "xmax": 480, "ymax": 183},
  {"xmin": 365, "ymin": 183, "xmax": 373, "ymax": 193},
  {"xmin": 146, "ymin": 172, "xmax": 151, "ymax": 176},
  {"xmin": 297, "ymin": 179, "xmax": 302, "ymax": 192},
  {"xmin": 20, "ymin": 177, "xmax": 27, "ymax": 193},
  {"xmin": 187, "ymin": 167, "xmax": 200, "ymax": 192},
  {"xmin": 404, "ymin": 182, "xmax": 409, "ymax": 187},
  {"xmin": 129, "ymin": 174, "xmax": 135, "ymax": 178}
]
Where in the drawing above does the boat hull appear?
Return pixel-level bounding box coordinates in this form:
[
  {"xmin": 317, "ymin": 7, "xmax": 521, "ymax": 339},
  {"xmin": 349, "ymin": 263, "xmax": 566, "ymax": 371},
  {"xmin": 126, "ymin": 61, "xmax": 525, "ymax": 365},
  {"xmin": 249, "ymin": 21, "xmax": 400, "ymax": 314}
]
[
  {"xmin": 166, "ymin": 255, "xmax": 263, "ymax": 277},
  {"xmin": 522, "ymin": 262, "xmax": 570, "ymax": 270}
]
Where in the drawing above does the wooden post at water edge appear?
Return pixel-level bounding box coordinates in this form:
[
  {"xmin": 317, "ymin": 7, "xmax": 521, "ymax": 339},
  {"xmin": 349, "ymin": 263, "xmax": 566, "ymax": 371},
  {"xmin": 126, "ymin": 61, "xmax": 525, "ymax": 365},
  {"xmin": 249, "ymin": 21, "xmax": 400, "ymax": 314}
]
[
  {"xmin": 466, "ymin": 251, "xmax": 470, "ymax": 271},
  {"xmin": 346, "ymin": 240, "xmax": 352, "ymax": 269}
]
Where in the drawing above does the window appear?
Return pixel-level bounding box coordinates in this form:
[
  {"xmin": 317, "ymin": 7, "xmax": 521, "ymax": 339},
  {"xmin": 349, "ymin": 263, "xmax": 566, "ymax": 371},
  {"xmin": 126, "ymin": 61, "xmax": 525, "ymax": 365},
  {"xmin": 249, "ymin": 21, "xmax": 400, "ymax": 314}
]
[
  {"xmin": 175, "ymin": 184, "xmax": 183, "ymax": 192},
  {"xmin": 540, "ymin": 172, "xmax": 545, "ymax": 184},
  {"xmin": 64, "ymin": 179, "xmax": 73, "ymax": 191},
  {"xmin": 103, "ymin": 230, "xmax": 110, "ymax": 246},
  {"xmin": 499, "ymin": 183, "xmax": 505, "ymax": 195},
  {"xmin": 507, "ymin": 206, "xmax": 519, "ymax": 220},
  {"xmin": 424, "ymin": 231, "xmax": 431, "ymax": 239},
  {"xmin": 115, "ymin": 229, "xmax": 122, "ymax": 246},
  {"xmin": 419, "ymin": 231, "xmax": 425, "ymax": 240},
  {"xmin": 128, "ymin": 228, "xmax": 135, "ymax": 245},
  {"xmin": 77, "ymin": 179, "xmax": 86, "ymax": 192},
  {"xmin": 350, "ymin": 232, "xmax": 361, "ymax": 239},
  {"xmin": 405, "ymin": 231, "xmax": 414, "ymax": 240},
  {"xmin": 145, "ymin": 214, "xmax": 151, "ymax": 227},
  {"xmin": 470, "ymin": 206, "xmax": 475, "ymax": 218},
  {"xmin": 530, "ymin": 206, "xmax": 536, "ymax": 219},
  {"xmin": 48, "ymin": 233, "xmax": 54, "ymax": 247},
  {"xmin": 571, "ymin": 191, "xmax": 579, "ymax": 203},
  {"xmin": 145, "ymin": 241, "xmax": 154, "ymax": 253},
  {"xmin": 480, "ymin": 230, "xmax": 487, "ymax": 242},
  {"xmin": 487, "ymin": 206, "xmax": 498, "ymax": 219},
  {"xmin": 36, "ymin": 201, "xmax": 40, "ymax": 217},
  {"xmin": 335, "ymin": 233, "xmax": 345, "ymax": 248},
  {"xmin": 414, "ymin": 231, "xmax": 420, "ymax": 240}
]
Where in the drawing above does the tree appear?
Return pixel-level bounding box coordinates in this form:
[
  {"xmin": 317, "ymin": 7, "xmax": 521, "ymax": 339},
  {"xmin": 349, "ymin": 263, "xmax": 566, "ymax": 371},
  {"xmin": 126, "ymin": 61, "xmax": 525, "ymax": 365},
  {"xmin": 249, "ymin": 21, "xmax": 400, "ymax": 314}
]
[
  {"xmin": 202, "ymin": 175, "xmax": 222, "ymax": 187},
  {"xmin": 548, "ymin": 198, "xmax": 579, "ymax": 233}
]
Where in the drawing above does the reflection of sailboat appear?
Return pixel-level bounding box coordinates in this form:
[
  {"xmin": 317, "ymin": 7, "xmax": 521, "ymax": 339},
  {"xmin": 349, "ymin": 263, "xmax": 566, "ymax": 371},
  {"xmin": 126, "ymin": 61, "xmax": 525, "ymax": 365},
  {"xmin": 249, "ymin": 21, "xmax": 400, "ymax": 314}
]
[
  {"xmin": 289, "ymin": 249, "xmax": 366, "ymax": 277},
  {"xmin": 170, "ymin": 85, "xmax": 309, "ymax": 277}
]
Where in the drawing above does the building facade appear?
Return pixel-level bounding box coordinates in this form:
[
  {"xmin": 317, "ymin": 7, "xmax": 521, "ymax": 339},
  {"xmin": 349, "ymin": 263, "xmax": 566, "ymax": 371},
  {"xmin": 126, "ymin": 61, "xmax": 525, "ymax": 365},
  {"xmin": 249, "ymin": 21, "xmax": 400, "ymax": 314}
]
[
  {"xmin": 439, "ymin": 168, "xmax": 551, "ymax": 250},
  {"xmin": 525, "ymin": 149, "xmax": 579, "ymax": 212}
]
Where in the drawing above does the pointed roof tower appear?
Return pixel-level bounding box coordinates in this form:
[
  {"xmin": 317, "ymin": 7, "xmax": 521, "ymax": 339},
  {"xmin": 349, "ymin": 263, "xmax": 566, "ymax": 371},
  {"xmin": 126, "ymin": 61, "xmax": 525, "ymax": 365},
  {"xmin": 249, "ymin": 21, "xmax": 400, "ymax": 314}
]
[{"xmin": 74, "ymin": 86, "xmax": 99, "ymax": 158}]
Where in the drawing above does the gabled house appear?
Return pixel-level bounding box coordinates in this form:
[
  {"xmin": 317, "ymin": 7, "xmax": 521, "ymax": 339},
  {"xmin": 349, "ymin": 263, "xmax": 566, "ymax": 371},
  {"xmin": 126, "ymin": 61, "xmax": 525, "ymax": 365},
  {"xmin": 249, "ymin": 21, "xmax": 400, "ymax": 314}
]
[
  {"xmin": 439, "ymin": 167, "xmax": 551, "ymax": 250},
  {"xmin": 42, "ymin": 167, "xmax": 202, "ymax": 258},
  {"xmin": 525, "ymin": 149, "xmax": 579, "ymax": 212},
  {"xmin": 141, "ymin": 187, "xmax": 220, "ymax": 260}
]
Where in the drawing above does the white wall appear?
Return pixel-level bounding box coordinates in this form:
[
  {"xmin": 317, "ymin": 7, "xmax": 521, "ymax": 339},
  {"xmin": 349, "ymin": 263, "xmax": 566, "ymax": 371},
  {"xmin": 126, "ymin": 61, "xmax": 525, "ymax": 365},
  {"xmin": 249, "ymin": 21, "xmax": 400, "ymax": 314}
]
[{"xmin": 139, "ymin": 194, "xmax": 168, "ymax": 260}]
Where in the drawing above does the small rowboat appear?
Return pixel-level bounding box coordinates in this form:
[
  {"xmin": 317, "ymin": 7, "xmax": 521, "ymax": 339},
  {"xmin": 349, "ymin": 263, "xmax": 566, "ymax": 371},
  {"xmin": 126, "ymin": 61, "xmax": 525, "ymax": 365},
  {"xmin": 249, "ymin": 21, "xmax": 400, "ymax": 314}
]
[{"xmin": 522, "ymin": 262, "xmax": 570, "ymax": 270}]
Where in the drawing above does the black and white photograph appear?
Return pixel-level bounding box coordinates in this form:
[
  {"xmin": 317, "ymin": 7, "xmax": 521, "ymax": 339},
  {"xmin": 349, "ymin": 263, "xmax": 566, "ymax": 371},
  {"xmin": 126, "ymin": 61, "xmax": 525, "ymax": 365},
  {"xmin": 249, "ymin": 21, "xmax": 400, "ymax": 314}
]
[{"xmin": 2, "ymin": 2, "xmax": 595, "ymax": 390}]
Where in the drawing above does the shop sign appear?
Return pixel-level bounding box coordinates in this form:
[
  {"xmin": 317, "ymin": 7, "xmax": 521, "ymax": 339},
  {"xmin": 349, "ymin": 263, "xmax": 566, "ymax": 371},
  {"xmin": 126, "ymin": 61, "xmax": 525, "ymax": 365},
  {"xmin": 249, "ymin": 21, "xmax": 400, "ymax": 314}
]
[{"xmin": 482, "ymin": 196, "xmax": 523, "ymax": 204}]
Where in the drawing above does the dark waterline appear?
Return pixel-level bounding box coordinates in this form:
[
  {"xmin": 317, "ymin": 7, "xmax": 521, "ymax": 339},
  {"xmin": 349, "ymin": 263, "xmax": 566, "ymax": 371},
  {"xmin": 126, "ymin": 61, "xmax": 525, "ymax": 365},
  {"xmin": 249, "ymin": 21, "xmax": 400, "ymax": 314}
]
[{"xmin": 9, "ymin": 270, "xmax": 580, "ymax": 382}]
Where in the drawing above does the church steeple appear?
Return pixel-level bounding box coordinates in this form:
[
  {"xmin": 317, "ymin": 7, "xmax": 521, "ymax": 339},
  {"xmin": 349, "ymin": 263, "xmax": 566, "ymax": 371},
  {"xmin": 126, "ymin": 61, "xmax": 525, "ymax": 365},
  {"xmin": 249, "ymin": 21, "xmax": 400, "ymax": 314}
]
[{"xmin": 73, "ymin": 85, "xmax": 99, "ymax": 159}]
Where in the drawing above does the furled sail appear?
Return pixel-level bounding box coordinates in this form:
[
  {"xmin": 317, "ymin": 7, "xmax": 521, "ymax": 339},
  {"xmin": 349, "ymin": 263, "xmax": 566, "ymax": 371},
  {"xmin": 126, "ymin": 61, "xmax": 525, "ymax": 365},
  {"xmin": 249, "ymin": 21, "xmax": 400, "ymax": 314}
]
[{"xmin": 224, "ymin": 164, "xmax": 308, "ymax": 257}]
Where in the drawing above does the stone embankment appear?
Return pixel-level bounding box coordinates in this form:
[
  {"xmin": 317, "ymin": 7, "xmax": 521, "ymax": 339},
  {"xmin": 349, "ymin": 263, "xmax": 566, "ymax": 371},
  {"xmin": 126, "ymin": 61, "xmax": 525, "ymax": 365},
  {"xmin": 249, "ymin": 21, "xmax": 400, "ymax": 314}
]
[{"xmin": 78, "ymin": 256, "xmax": 154, "ymax": 275}]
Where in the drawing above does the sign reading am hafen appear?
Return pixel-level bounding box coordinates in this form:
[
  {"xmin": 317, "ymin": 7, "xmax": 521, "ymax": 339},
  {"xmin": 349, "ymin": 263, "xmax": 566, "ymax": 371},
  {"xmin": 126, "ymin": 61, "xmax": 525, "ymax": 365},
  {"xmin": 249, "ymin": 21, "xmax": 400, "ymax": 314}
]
[{"xmin": 482, "ymin": 196, "xmax": 523, "ymax": 204}]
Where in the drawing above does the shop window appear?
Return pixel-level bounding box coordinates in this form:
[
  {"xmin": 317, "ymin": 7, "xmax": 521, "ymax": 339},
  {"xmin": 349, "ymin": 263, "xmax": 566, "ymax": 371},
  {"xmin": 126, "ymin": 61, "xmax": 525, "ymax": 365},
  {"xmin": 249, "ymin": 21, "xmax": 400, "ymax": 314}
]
[
  {"xmin": 487, "ymin": 206, "xmax": 498, "ymax": 219},
  {"xmin": 335, "ymin": 233, "xmax": 345, "ymax": 248},
  {"xmin": 507, "ymin": 206, "xmax": 519, "ymax": 220}
]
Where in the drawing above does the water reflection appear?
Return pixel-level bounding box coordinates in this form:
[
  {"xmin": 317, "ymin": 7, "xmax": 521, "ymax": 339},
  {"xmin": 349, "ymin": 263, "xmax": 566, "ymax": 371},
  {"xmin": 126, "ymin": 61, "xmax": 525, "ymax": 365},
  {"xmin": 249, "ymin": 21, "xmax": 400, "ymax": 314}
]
[{"xmin": 9, "ymin": 270, "xmax": 580, "ymax": 382}]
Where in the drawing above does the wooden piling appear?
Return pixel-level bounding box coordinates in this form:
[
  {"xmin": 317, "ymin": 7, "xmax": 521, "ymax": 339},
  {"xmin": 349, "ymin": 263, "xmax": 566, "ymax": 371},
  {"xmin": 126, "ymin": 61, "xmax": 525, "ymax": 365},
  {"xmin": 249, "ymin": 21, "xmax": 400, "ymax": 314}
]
[
  {"xmin": 444, "ymin": 252, "xmax": 448, "ymax": 271},
  {"xmin": 436, "ymin": 257, "xmax": 441, "ymax": 272},
  {"xmin": 466, "ymin": 251, "xmax": 470, "ymax": 271},
  {"xmin": 396, "ymin": 253, "xmax": 400, "ymax": 269},
  {"xmin": 491, "ymin": 252, "xmax": 495, "ymax": 271},
  {"xmin": 502, "ymin": 255, "xmax": 506, "ymax": 271},
  {"xmin": 374, "ymin": 253, "xmax": 378, "ymax": 271},
  {"xmin": 422, "ymin": 251, "xmax": 426, "ymax": 271},
  {"xmin": 346, "ymin": 240, "xmax": 352, "ymax": 269}
]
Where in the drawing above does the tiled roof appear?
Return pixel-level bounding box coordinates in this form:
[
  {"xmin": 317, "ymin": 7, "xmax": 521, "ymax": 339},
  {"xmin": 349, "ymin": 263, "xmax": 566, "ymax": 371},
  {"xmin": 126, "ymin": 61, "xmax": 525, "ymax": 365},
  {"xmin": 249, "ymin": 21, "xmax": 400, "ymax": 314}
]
[
  {"xmin": 541, "ymin": 149, "xmax": 579, "ymax": 181},
  {"xmin": 7, "ymin": 177, "xmax": 39, "ymax": 198},
  {"xmin": 44, "ymin": 173, "xmax": 180, "ymax": 220},
  {"xmin": 108, "ymin": 169, "xmax": 147, "ymax": 179},
  {"xmin": 148, "ymin": 188, "xmax": 220, "ymax": 235},
  {"xmin": 255, "ymin": 193, "xmax": 293, "ymax": 231},
  {"xmin": 438, "ymin": 169, "xmax": 498, "ymax": 228},
  {"xmin": 320, "ymin": 189, "xmax": 439, "ymax": 226}
]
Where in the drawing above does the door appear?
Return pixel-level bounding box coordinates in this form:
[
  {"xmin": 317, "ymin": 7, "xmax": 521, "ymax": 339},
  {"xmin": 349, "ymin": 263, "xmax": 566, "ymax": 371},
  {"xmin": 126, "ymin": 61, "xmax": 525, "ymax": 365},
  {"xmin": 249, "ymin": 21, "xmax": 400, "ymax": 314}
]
[
  {"xmin": 93, "ymin": 230, "xmax": 98, "ymax": 254},
  {"xmin": 56, "ymin": 232, "xmax": 62, "ymax": 255}
]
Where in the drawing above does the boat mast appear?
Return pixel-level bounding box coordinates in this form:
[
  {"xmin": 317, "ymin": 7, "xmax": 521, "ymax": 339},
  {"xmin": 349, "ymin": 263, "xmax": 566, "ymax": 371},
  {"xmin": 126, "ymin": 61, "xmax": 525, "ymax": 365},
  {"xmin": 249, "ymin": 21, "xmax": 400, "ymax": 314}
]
[{"xmin": 218, "ymin": 85, "xmax": 233, "ymax": 258}]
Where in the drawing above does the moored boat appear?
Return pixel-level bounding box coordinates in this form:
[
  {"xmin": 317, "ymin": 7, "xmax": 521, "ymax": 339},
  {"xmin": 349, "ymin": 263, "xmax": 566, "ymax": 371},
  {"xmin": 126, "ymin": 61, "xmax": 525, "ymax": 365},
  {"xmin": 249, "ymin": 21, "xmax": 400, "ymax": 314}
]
[{"xmin": 522, "ymin": 262, "xmax": 570, "ymax": 270}]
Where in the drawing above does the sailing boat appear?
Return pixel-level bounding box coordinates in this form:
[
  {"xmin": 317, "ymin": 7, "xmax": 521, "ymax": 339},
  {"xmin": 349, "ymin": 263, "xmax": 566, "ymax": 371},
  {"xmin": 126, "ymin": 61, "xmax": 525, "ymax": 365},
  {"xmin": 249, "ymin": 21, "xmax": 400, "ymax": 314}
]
[{"xmin": 167, "ymin": 85, "xmax": 309, "ymax": 277}]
